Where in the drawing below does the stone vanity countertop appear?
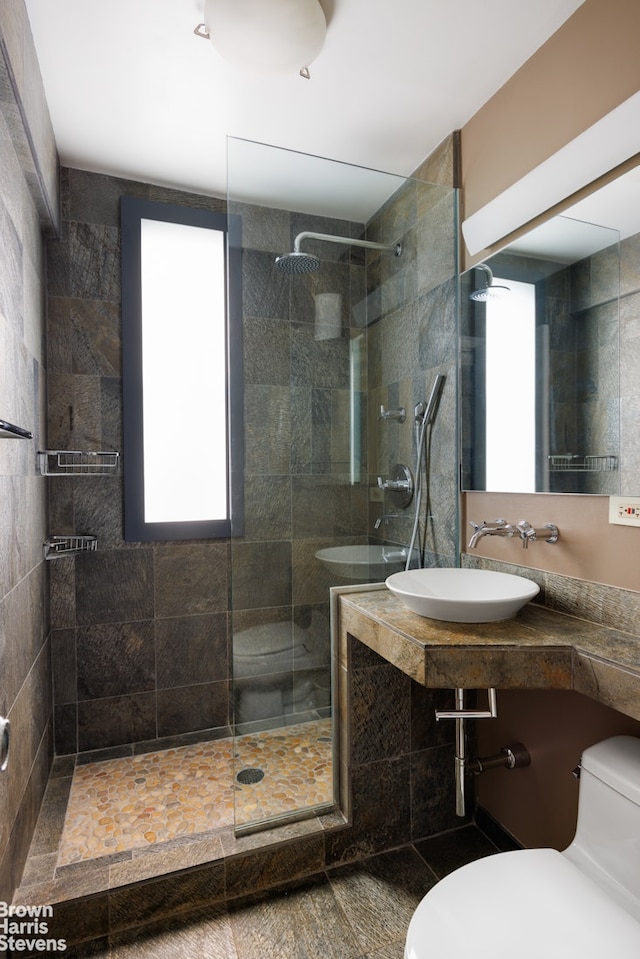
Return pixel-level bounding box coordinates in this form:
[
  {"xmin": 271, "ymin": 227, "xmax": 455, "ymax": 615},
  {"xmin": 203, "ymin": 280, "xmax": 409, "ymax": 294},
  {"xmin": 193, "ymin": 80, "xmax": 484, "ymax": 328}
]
[{"xmin": 337, "ymin": 587, "xmax": 640, "ymax": 723}]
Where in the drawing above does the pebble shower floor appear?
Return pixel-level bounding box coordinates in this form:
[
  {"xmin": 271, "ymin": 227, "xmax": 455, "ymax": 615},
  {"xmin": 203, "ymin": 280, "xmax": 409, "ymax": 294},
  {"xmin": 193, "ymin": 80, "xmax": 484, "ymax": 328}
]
[{"xmin": 58, "ymin": 719, "xmax": 333, "ymax": 864}]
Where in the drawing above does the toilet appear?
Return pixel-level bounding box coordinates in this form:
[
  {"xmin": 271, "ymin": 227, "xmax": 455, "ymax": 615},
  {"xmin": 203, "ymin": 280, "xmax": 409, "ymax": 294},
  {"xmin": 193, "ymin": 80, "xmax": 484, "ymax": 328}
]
[
  {"xmin": 405, "ymin": 736, "xmax": 640, "ymax": 959},
  {"xmin": 233, "ymin": 614, "xmax": 329, "ymax": 726}
]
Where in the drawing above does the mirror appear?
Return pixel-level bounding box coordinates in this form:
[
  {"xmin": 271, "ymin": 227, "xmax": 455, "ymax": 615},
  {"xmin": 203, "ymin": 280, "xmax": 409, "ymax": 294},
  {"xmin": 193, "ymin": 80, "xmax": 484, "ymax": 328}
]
[{"xmin": 461, "ymin": 163, "xmax": 640, "ymax": 496}]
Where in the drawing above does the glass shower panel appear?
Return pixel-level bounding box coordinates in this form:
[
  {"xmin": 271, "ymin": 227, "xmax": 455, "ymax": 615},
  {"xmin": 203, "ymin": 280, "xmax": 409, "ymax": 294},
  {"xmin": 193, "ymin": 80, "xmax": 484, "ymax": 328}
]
[{"xmin": 226, "ymin": 137, "xmax": 456, "ymax": 833}]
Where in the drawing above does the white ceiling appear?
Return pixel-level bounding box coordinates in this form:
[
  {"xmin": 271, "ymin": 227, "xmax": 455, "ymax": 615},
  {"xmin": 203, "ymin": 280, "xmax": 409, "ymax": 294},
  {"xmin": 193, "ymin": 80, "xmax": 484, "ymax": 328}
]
[{"xmin": 24, "ymin": 0, "xmax": 586, "ymax": 215}]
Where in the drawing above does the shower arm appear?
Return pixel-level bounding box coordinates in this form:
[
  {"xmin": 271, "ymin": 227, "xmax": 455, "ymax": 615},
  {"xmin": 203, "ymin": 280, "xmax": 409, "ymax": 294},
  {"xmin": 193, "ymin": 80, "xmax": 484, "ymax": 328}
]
[
  {"xmin": 475, "ymin": 263, "xmax": 494, "ymax": 283},
  {"xmin": 292, "ymin": 231, "xmax": 402, "ymax": 257}
]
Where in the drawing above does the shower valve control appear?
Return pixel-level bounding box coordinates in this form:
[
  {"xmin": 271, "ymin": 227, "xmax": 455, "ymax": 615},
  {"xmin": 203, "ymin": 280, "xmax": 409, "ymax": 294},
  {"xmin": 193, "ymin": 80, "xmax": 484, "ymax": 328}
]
[{"xmin": 377, "ymin": 464, "xmax": 413, "ymax": 508}]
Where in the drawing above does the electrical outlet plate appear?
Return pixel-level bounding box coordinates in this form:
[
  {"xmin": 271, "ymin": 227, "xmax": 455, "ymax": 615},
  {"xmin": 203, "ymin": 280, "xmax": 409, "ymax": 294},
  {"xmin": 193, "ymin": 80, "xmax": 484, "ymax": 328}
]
[{"xmin": 608, "ymin": 495, "xmax": 640, "ymax": 527}]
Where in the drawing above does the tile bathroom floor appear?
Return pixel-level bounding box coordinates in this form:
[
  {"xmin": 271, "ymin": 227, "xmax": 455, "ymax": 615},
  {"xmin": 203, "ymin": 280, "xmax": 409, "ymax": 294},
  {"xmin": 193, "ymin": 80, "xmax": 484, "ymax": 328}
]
[
  {"xmin": 59, "ymin": 826, "xmax": 501, "ymax": 959},
  {"xmin": 57, "ymin": 719, "xmax": 333, "ymax": 864},
  {"xmin": 16, "ymin": 720, "xmax": 510, "ymax": 959},
  {"xmin": 17, "ymin": 719, "xmax": 336, "ymax": 905}
]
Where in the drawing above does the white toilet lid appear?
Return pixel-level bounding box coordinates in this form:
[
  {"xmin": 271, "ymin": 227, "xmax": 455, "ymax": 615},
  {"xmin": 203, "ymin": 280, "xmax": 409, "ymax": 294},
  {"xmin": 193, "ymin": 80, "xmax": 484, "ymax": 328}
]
[{"xmin": 405, "ymin": 848, "xmax": 640, "ymax": 959}]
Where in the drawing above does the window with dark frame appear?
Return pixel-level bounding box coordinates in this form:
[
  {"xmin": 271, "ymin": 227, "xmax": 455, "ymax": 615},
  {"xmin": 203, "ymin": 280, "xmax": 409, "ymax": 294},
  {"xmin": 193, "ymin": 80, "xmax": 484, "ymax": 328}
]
[{"xmin": 120, "ymin": 197, "xmax": 243, "ymax": 541}]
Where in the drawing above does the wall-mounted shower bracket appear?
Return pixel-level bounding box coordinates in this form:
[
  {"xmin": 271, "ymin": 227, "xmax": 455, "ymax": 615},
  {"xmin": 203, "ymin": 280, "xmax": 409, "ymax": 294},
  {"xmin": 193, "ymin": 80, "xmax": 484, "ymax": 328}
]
[
  {"xmin": 377, "ymin": 464, "xmax": 413, "ymax": 508},
  {"xmin": 379, "ymin": 405, "xmax": 406, "ymax": 423}
]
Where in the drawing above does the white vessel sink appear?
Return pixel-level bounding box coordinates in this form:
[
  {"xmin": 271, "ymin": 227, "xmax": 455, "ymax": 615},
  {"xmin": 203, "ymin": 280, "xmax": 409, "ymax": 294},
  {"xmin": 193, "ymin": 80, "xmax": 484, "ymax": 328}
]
[
  {"xmin": 385, "ymin": 567, "xmax": 540, "ymax": 623},
  {"xmin": 316, "ymin": 545, "xmax": 406, "ymax": 581}
]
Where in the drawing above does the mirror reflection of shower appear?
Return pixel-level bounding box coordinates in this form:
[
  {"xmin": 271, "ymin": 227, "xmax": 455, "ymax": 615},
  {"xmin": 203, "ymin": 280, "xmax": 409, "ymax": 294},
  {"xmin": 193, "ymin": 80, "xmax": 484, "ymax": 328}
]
[
  {"xmin": 275, "ymin": 231, "xmax": 402, "ymax": 274},
  {"xmin": 469, "ymin": 263, "xmax": 510, "ymax": 301}
]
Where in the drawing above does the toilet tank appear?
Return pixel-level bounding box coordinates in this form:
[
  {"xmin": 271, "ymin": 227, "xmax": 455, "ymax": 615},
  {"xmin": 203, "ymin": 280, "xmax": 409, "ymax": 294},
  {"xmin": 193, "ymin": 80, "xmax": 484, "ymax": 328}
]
[{"xmin": 563, "ymin": 736, "xmax": 640, "ymax": 921}]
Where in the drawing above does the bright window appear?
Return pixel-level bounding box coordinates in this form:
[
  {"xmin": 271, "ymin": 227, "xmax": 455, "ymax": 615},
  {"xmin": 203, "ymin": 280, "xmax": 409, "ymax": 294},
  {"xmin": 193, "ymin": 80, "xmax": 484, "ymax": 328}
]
[
  {"xmin": 121, "ymin": 198, "xmax": 242, "ymax": 540},
  {"xmin": 485, "ymin": 278, "xmax": 536, "ymax": 493}
]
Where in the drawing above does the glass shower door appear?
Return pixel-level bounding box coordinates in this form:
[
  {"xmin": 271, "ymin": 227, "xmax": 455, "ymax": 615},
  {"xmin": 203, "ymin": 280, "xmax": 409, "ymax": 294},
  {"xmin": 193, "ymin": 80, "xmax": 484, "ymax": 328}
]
[{"xmin": 226, "ymin": 137, "xmax": 451, "ymax": 833}]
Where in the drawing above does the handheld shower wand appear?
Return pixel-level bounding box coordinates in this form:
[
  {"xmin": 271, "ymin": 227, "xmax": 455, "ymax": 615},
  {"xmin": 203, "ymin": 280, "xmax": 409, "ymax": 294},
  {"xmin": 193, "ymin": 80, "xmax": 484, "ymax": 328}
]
[
  {"xmin": 405, "ymin": 374, "xmax": 446, "ymax": 570},
  {"xmin": 423, "ymin": 373, "xmax": 445, "ymax": 425}
]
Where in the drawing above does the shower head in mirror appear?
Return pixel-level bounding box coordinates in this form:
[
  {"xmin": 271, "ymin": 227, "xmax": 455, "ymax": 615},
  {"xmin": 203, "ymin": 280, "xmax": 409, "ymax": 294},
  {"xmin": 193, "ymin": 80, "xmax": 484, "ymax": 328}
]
[{"xmin": 470, "ymin": 263, "xmax": 510, "ymax": 301}]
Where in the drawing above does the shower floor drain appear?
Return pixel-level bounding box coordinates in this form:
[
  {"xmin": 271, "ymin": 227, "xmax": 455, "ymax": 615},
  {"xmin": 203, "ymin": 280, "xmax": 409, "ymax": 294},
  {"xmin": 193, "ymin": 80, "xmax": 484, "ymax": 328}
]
[{"xmin": 236, "ymin": 767, "xmax": 265, "ymax": 785}]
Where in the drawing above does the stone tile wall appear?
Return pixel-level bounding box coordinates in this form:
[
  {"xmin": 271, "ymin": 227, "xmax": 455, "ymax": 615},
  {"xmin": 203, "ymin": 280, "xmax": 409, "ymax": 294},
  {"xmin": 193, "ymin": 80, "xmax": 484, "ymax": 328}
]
[
  {"xmin": 229, "ymin": 198, "xmax": 370, "ymax": 732},
  {"xmin": 0, "ymin": 0, "xmax": 56, "ymax": 902},
  {"xmin": 47, "ymin": 169, "xmax": 231, "ymax": 755},
  {"xmin": 45, "ymin": 144, "xmax": 459, "ymax": 841},
  {"xmin": 366, "ymin": 168, "xmax": 459, "ymax": 566}
]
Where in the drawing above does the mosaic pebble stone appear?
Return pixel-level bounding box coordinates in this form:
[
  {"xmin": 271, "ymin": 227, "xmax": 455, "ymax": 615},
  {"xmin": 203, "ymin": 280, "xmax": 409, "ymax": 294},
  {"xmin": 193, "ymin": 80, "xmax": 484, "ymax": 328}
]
[{"xmin": 57, "ymin": 719, "xmax": 333, "ymax": 863}]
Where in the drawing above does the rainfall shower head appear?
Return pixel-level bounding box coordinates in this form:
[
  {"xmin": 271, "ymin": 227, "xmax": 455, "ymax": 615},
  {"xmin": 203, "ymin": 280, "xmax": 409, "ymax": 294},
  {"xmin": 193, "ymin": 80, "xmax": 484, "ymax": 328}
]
[
  {"xmin": 275, "ymin": 251, "xmax": 321, "ymax": 274},
  {"xmin": 469, "ymin": 263, "xmax": 510, "ymax": 301},
  {"xmin": 275, "ymin": 231, "xmax": 401, "ymax": 274}
]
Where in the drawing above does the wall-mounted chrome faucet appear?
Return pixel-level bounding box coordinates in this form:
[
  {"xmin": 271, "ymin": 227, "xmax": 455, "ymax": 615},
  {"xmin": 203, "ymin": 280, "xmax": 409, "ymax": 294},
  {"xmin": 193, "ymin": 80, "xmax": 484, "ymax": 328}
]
[
  {"xmin": 467, "ymin": 518, "xmax": 517, "ymax": 549},
  {"xmin": 468, "ymin": 518, "xmax": 559, "ymax": 549}
]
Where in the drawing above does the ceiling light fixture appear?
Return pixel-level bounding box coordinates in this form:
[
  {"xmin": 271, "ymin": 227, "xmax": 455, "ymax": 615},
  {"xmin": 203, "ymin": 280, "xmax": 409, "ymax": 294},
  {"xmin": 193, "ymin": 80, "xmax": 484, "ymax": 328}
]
[{"xmin": 194, "ymin": 0, "xmax": 326, "ymax": 79}]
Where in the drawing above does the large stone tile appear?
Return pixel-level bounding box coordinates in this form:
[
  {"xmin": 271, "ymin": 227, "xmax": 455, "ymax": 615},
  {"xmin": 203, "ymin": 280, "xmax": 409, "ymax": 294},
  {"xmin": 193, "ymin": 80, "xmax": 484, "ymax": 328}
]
[
  {"xmin": 325, "ymin": 758, "xmax": 411, "ymax": 865},
  {"xmin": 410, "ymin": 744, "xmax": 463, "ymax": 840},
  {"xmin": 350, "ymin": 663, "xmax": 411, "ymax": 765},
  {"xmin": 154, "ymin": 543, "xmax": 228, "ymax": 618},
  {"xmin": 291, "ymin": 475, "xmax": 352, "ymax": 540},
  {"xmin": 414, "ymin": 824, "xmax": 499, "ymax": 879},
  {"xmin": 75, "ymin": 550, "xmax": 154, "ymax": 626},
  {"xmin": 109, "ymin": 863, "xmax": 226, "ymax": 933},
  {"xmin": 243, "ymin": 474, "xmax": 292, "ymax": 542},
  {"xmin": 77, "ymin": 621, "xmax": 155, "ymax": 700},
  {"xmin": 156, "ymin": 681, "xmax": 229, "ymax": 737},
  {"xmin": 72, "ymin": 475, "xmax": 125, "ymax": 552},
  {"xmin": 77, "ymin": 692, "xmax": 156, "ymax": 751},
  {"xmin": 243, "ymin": 315, "xmax": 290, "ymax": 386},
  {"xmin": 225, "ymin": 834, "xmax": 325, "ymax": 900},
  {"xmin": 68, "ymin": 221, "xmax": 120, "ymax": 302},
  {"xmin": 231, "ymin": 542, "xmax": 292, "ymax": 611},
  {"xmin": 228, "ymin": 875, "xmax": 362, "ymax": 959},
  {"xmin": 27, "ymin": 775, "xmax": 72, "ymax": 857},
  {"xmin": 327, "ymin": 847, "xmax": 436, "ymax": 954},
  {"xmin": 156, "ymin": 613, "xmax": 228, "ymax": 689},
  {"xmin": 51, "ymin": 628, "xmax": 76, "ymax": 705},
  {"xmin": 110, "ymin": 904, "xmax": 236, "ymax": 959}
]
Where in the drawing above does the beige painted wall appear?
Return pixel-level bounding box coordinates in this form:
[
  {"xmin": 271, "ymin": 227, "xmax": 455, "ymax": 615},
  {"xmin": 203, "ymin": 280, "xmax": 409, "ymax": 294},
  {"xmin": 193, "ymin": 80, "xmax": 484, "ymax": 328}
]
[
  {"xmin": 460, "ymin": 0, "xmax": 640, "ymax": 267},
  {"xmin": 462, "ymin": 493, "xmax": 639, "ymax": 592}
]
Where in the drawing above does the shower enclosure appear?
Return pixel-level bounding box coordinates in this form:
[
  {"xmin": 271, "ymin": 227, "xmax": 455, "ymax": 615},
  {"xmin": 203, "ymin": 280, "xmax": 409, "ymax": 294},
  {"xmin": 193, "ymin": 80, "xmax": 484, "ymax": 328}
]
[{"xmin": 226, "ymin": 138, "xmax": 458, "ymax": 833}]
